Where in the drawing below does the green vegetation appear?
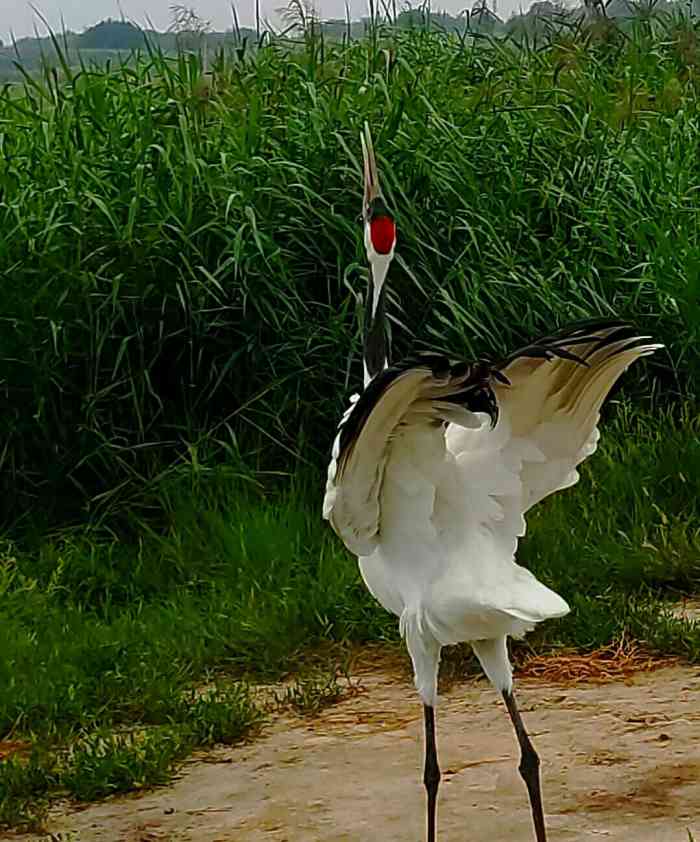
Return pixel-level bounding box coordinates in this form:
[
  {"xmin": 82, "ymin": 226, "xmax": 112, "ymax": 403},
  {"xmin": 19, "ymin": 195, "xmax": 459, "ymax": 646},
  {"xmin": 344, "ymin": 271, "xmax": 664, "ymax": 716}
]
[
  {"xmin": 1, "ymin": 12, "xmax": 698, "ymax": 525},
  {"xmin": 0, "ymin": 10, "xmax": 699, "ymax": 830}
]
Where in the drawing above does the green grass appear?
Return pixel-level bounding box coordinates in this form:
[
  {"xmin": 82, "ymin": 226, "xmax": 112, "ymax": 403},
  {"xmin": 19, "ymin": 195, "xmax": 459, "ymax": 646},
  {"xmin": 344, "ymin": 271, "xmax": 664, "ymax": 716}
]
[
  {"xmin": 0, "ymin": 15, "xmax": 698, "ymax": 526},
  {"xmin": 270, "ymin": 658, "xmax": 359, "ymax": 717}
]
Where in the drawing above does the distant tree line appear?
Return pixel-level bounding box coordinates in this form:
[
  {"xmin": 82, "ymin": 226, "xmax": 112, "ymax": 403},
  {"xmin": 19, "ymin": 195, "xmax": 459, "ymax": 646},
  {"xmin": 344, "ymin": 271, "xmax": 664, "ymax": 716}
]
[
  {"xmin": 78, "ymin": 19, "xmax": 147, "ymax": 49},
  {"xmin": 390, "ymin": 0, "xmax": 699, "ymax": 35},
  {"xmin": 2, "ymin": 0, "xmax": 699, "ymax": 79}
]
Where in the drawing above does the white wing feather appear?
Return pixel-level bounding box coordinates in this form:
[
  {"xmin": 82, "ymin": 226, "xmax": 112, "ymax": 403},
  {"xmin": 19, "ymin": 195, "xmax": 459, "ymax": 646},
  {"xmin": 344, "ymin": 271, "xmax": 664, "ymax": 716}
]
[
  {"xmin": 493, "ymin": 328, "xmax": 662, "ymax": 512},
  {"xmin": 324, "ymin": 326, "xmax": 661, "ymax": 561},
  {"xmin": 324, "ymin": 364, "xmax": 486, "ymax": 557}
]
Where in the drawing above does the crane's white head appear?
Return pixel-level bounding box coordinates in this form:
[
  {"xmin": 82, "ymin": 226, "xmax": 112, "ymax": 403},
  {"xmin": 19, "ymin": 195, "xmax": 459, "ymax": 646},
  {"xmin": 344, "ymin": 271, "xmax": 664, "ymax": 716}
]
[{"xmin": 361, "ymin": 122, "xmax": 396, "ymax": 310}]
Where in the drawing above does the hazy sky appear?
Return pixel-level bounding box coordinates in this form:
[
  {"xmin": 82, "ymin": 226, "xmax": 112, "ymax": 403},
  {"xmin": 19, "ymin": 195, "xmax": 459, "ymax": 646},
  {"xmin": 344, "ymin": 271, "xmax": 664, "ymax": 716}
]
[{"xmin": 2, "ymin": 0, "xmax": 530, "ymax": 43}]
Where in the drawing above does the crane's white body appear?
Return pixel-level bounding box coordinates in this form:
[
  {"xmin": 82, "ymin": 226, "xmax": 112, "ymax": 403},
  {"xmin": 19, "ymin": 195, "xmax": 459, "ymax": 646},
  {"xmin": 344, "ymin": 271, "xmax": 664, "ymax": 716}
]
[
  {"xmin": 356, "ymin": 408, "xmax": 572, "ymax": 707},
  {"xmin": 324, "ymin": 329, "xmax": 661, "ymax": 707}
]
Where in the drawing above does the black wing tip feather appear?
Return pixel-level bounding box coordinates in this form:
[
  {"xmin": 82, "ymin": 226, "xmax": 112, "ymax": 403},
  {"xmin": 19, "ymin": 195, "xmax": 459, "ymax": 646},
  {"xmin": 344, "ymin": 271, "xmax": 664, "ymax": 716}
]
[
  {"xmin": 521, "ymin": 316, "xmax": 629, "ymax": 346},
  {"xmin": 543, "ymin": 316, "xmax": 630, "ymax": 339},
  {"xmin": 499, "ymin": 317, "xmax": 656, "ymax": 368},
  {"xmin": 334, "ymin": 352, "xmax": 499, "ymax": 462}
]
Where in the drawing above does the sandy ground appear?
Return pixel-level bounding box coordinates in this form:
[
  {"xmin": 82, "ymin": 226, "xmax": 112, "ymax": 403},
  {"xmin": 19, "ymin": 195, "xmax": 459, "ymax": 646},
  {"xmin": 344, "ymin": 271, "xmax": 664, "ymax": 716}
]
[{"xmin": 10, "ymin": 663, "xmax": 700, "ymax": 842}]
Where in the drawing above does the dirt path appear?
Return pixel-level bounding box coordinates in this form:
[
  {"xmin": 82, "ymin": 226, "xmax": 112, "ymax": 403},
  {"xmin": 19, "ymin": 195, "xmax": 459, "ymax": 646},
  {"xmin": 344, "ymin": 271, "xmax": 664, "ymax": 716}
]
[{"xmin": 12, "ymin": 664, "xmax": 700, "ymax": 842}]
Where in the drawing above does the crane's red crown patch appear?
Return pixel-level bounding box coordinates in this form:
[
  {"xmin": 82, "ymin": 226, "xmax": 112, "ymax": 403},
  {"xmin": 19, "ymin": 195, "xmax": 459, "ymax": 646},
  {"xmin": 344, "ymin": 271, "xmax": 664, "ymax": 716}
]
[{"xmin": 370, "ymin": 216, "xmax": 396, "ymax": 255}]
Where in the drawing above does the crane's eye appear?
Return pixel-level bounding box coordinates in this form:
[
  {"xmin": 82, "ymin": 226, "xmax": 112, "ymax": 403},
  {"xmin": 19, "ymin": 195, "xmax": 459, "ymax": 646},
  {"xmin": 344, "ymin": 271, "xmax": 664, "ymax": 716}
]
[{"xmin": 369, "ymin": 215, "xmax": 396, "ymax": 255}]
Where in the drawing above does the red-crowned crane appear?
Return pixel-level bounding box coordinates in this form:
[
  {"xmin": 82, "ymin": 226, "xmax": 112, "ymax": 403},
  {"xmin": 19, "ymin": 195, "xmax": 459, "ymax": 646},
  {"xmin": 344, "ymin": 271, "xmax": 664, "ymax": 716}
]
[{"xmin": 323, "ymin": 123, "xmax": 662, "ymax": 842}]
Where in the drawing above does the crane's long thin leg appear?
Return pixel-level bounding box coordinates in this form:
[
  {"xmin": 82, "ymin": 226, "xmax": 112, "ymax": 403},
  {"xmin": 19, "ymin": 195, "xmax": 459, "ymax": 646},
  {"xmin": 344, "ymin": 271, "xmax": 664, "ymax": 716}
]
[
  {"xmin": 502, "ymin": 689, "xmax": 546, "ymax": 842},
  {"xmin": 423, "ymin": 704, "xmax": 441, "ymax": 842}
]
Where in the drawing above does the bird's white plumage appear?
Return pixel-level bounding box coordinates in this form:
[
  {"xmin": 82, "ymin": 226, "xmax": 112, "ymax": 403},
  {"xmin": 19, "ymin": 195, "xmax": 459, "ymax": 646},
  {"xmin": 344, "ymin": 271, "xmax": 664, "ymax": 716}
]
[{"xmin": 323, "ymin": 328, "xmax": 662, "ymax": 707}]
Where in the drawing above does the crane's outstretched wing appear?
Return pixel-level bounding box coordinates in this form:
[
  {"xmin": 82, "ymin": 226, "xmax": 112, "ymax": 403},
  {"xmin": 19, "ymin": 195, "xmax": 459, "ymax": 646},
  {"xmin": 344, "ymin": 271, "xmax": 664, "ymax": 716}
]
[
  {"xmin": 323, "ymin": 319, "xmax": 661, "ymax": 559},
  {"xmin": 490, "ymin": 319, "xmax": 662, "ymax": 512},
  {"xmin": 323, "ymin": 354, "xmax": 499, "ymax": 556}
]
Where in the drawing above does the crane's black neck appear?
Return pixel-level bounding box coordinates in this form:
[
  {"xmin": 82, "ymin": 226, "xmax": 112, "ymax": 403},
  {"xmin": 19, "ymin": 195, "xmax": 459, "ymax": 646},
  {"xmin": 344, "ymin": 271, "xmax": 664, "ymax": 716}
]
[{"xmin": 363, "ymin": 267, "xmax": 388, "ymax": 382}]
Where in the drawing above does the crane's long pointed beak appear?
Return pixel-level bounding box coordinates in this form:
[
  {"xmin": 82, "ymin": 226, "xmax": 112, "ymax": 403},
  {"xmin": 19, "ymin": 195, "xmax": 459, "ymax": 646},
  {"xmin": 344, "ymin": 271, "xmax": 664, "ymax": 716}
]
[{"xmin": 361, "ymin": 121, "xmax": 381, "ymax": 215}]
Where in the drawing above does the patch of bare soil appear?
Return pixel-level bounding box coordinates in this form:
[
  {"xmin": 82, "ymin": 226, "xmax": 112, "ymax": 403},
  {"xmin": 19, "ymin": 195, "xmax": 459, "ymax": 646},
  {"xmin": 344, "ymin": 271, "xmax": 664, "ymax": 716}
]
[{"xmin": 9, "ymin": 663, "xmax": 700, "ymax": 842}]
